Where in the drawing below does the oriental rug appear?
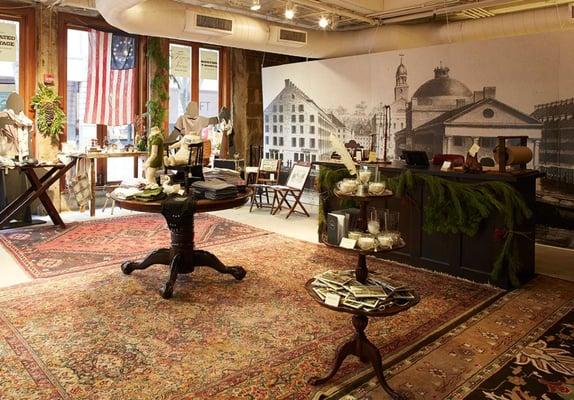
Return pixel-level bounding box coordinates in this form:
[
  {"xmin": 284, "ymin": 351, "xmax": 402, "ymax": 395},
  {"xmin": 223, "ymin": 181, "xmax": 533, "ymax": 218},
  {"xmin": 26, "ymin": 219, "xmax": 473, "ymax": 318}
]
[
  {"xmin": 325, "ymin": 275, "xmax": 574, "ymax": 400},
  {"xmin": 0, "ymin": 234, "xmax": 501, "ymax": 400},
  {"xmin": 0, "ymin": 213, "xmax": 268, "ymax": 278}
]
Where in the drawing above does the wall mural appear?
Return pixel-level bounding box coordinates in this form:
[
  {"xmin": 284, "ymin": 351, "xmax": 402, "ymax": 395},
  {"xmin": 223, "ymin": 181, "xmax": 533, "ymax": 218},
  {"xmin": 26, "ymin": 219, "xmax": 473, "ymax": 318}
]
[{"xmin": 262, "ymin": 30, "xmax": 574, "ymax": 249}]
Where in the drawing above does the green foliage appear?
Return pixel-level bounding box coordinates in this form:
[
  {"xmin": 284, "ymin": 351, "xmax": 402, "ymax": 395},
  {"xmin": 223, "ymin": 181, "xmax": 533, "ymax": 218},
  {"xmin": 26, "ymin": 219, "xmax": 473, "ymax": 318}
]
[
  {"xmin": 321, "ymin": 167, "xmax": 532, "ymax": 287},
  {"xmin": 30, "ymin": 84, "xmax": 66, "ymax": 141},
  {"xmin": 146, "ymin": 37, "xmax": 169, "ymax": 131}
]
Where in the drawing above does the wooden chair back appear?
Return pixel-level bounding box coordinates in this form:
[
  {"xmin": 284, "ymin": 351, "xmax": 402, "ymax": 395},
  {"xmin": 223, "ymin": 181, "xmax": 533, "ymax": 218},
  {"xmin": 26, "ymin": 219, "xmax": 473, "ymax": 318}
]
[
  {"xmin": 285, "ymin": 163, "xmax": 311, "ymax": 191},
  {"xmin": 249, "ymin": 145, "xmax": 264, "ymax": 167},
  {"xmin": 255, "ymin": 159, "xmax": 281, "ymax": 185}
]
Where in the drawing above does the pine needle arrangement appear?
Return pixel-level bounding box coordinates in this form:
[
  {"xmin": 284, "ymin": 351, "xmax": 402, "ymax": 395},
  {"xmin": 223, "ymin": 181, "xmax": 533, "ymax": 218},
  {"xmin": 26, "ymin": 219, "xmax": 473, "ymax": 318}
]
[{"xmin": 31, "ymin": 84, "xmax": 66, "ymax": 141}]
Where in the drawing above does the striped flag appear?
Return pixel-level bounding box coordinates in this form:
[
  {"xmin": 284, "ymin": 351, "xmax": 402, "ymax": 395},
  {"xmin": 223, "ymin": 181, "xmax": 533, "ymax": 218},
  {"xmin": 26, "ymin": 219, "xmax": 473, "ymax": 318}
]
[{"xmin": 84, "ymin": 29, "xmax": 136, "ymax": 126}]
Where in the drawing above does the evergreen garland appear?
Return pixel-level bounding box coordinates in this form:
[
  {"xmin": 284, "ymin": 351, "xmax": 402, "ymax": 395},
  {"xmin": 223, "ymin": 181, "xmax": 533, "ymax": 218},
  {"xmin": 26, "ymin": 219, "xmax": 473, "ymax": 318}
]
[
  {"xmin": 146, "ymin": 37, "xmax": 169, "ymax": 131},
  {"xmin": 319, "ymin": 167, "xmax": 532, "ymax": 287},
  {"xmin": 317, "ymin": 167, "xmax": 355, "ymax": 235}
]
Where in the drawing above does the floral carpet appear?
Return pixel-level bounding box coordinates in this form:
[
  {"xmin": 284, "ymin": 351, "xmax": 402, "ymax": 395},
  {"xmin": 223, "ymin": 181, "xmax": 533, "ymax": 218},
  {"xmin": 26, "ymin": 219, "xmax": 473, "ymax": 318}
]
[
  {"xmin": 0, "ymin": 234, "xmax": 501, "ymax": 400},
  {"xmin": 327, "ymin": 275, "xmax": 574, "ymax": 400},
  {"xmin": 0, "ymin": 213, "xmax": 269, "ymax": 278}
]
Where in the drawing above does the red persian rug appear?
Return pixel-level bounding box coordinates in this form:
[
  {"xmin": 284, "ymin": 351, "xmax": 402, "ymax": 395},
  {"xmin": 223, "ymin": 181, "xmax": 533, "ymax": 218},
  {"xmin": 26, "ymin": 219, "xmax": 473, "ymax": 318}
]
[
  {"xmin": 0, "ymin": 234, "xmax": 502, "ymax": 400},
  {"xmin": 0, "ymin": 213, "xmax": 269, "ymax": 278}
]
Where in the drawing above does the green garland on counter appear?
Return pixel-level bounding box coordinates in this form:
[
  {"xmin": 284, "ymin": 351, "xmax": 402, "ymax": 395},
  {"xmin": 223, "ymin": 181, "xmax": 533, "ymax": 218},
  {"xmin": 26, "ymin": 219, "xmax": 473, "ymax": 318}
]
[
  {"xmin": 318, "ymin": 168, "xmax": 532, "ymax": 287},
  {"xmin": 146, "ymin": 37, "xmax": 169, "ymax": 131}
]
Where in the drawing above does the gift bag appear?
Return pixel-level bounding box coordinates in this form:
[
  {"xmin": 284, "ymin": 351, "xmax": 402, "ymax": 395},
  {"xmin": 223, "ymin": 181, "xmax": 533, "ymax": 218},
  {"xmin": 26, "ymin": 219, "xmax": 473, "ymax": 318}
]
[{"xmin": 70, "ymin": 157, "xmax": 92, "ymax": 211}]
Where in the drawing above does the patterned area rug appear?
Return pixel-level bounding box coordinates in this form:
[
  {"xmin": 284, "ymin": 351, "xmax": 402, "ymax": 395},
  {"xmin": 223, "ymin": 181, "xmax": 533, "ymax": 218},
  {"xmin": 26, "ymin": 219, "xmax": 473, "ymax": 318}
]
[
  {"xmin": 0, "ymin": 213, "xmax": 268, "ymax": 278},
  {"xmin": 0, "ymin": 234, "xmax": 501, "ymax": 399},
  {"xmin": 327, "ymin": 275, "xmax": 574, "ymax": 400}
]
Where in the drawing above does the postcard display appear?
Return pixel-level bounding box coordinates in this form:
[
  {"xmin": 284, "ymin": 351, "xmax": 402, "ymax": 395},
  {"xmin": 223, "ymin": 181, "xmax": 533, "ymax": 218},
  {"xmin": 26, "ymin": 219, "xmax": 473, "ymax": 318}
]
[{"xmin": 305, "ymin": 185, "xmax": 418, "ymax": 400}]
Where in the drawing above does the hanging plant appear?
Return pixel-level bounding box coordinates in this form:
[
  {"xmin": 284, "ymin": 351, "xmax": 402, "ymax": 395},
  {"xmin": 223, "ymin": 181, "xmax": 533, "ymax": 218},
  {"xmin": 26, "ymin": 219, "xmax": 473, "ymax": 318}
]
[
  {"xmin": 31, "ymin": 83, "xmax": 66, "ymax": 141},
  {"xmin": 146, "ymin": 37, "xmax": 169, "ymax": 131}
]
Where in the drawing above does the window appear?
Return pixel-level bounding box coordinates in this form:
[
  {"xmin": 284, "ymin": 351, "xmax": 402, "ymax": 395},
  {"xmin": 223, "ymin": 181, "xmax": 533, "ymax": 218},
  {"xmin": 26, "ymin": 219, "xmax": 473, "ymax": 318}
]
[
  {"xmin": 265, "ymin": 136, "xmax": 269, "ymax": 145},
  {"xmin": 265, "ymin": 125, "xmax": 269, "ymax": 133},
  {"xmin": 169, "ymin": 43, "xmax": 192, "ymax": 132},
  {"xmin": 273, "ymin": 105, "xmax": 277, "ymax": 112},
  {"xmin": 300, "ymin": 126, "xmax": 304, "ymax": 134},
  {"xmin": 198, "ymin": 48, "xmax": 219, "ymax": 117},
  {"xmin": 291, "ymin": 94, "xmax": 295, "ymax": 100},
  {"xmin": 454, "ymin": 136, "xmax": 463, "ymax": 146},
  {"xmin": 273, "ymin": 137, "xmax": 277, "ymax": 146},
  {"xmin": 299, "ymin": 138, "xmax": 305, "ymax": 147},
  {"xmin": 273, "ymin": 115, "xmax": 277, "ymax": 123},
  {"xmin": 279, "ymin": 137, "xmax": 284, "ymax": 146},
  {"xmin": 291, "ymin": 138, "xmax": 296, "ymax": 147},
  {"xmin": 266, "ymin": 152, "xmax": 269, "ymax": 158},
  {"xmin": 291, "ymin": 104, "xmax": 295, "ymax": 112},
  {"xmin": 265, "ymin": 115, "xmax": 269, "ymax": 122},
  {"xmin": 310, "ymin": 138, "xmax": 315, "ymax": 148},
  {"xmin": 299, "ymin": 114, "xmax": 304, "ymax": 123},
  {"xmin": 0, "ymin": 19, "xmax": 19, "ymax": 110},
  {"xmin": 312, "ymin": 154, "xmax": 316, "ymax": 162},
  {"xmin": 310, "ymin": 126, "xmax": 315, "ymax": 134},
  {"xmin": 273, "ymin": 125, "xmax": 277, "ymax": 133},
  {"xmin": 401, "ymin": 122, "xmax": 404, "ymax": 129},
  {"xmin": 299, "ymin": 104, "xmax": 304, "ymax": 112},
  {"xmin": 279, "ymin": 105, "xmax": 283, "ymax": 112},
  {"xmin": 310, "ymin": 115, "xmax": 315, "ymax": 123},
  {"xmin": 483, "ymin": 108, "xmax": 495, "ymax": 118},
  {"xmin": 291, "ymin": 126, "xmax": 296, "ymax": 134},
  {"xmin": 279, "ymin": 115, "xmax": 283, "ymax": 123},
  {"xmin": 291, "ymin": 115, "xmax": 296, "ymax": 123},
  {"xmin": 480, "ymin": 137, "xmax": 497, "ymax": 148},
  {"xmin": 294, "ymin": 153, "xmax": 299, "ymax": 161},
  {"xmin": 279, "ymin": 125, "xmax": 283, "ymax": 133}
]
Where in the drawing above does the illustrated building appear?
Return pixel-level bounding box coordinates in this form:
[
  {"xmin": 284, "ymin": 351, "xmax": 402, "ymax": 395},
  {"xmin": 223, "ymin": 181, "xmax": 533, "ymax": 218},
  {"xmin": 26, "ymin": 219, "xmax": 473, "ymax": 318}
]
[
  {"xmin": 263, "ymin": 79, "xmax": 342, "ymax": 164},
  {"xmin": 372, "ymin": 56, "xmax": 408, "ymax": 160},
  {"xmin": 396, "ymin": 63, "xmax": 542, "ymax": 166},
  {"xmin": 532, "ymin": 98, "xmax": 574, "ymax": 186}
]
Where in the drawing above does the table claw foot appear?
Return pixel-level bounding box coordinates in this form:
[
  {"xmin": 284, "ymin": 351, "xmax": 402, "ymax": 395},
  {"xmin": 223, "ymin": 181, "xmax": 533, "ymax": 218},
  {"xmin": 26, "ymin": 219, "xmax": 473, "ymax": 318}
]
[
  {"xmin": 309, "ymin": 340, "xmax": 354, "ymax": 386},
  {"xmin": 228, "ymin": 266, "xmax": 247, "ymax": 280},
  {"xmin": 160, "ymin": 254, "xmax": 181, "ymax": 299},
  {"xmin": 194, "ymin": 250, "xmax": 247, "ymax": 280},
  {"xmin": 121, "ymin": 248, "xmax": 171, "ymax": 275},
  {"xmin": 121, "ymin": 261, "xmax": 136, "ymax": 275}
]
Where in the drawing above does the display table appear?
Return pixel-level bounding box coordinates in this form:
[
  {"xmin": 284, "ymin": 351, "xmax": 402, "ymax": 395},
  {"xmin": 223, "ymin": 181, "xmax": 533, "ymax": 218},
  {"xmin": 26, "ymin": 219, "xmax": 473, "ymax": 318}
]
[
  {"xmin": 112, "ymin": 190, "xmax": 251, "ymax": 298},
  {"xmin": 307, "ymin": 189, "xmax": 417, "ymax": 399},
  {"xmin": 85, "ymin": 151, "xmax": 148, "ymax": 217},
  {"xmin": 315, "ymin": 160, "xmax": 543, "ymax": 288},
  {"xmin": 0, "ymin": 161, "xmax": 77, "ymax": 229}
]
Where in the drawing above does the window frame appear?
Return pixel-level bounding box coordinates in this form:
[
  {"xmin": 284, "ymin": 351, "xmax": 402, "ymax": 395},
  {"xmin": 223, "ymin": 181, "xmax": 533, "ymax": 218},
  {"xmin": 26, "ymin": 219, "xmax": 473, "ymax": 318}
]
[{"xmin": 0, "ymin": 4, "xmax": 36, "ymax": 148}]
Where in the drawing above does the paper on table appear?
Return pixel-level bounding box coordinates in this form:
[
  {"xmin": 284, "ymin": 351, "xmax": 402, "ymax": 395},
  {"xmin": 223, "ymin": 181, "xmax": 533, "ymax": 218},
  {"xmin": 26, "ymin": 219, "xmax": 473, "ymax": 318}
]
[
  {"xmin": 324, "ymin": 292, "xmax": 341, "ymax": 307},
  {"xmin": 440, "ymin": 161, "xmax": 452, "ymax": 171},
  {"xmin": 339, "ymin": 237, "xmax": 357, "ymax": 249}
]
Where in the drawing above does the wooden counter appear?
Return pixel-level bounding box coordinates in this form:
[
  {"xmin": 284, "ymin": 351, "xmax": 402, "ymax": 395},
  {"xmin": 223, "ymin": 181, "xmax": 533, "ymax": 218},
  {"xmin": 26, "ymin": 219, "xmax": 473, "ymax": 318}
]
[{"xmin": 314, "ymin": 160, "xmax": 544, "ymax": 289}]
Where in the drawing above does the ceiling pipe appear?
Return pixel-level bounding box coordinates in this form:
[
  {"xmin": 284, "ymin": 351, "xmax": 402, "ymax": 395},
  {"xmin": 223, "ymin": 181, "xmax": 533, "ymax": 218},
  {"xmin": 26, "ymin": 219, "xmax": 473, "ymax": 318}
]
[
  {"xmin": 95, "ymin": 0, "xmax": 573, "ymax": 59},
  {"xmin": 290, "ymin": 0, "xmax": 378, "ymax": 25}
]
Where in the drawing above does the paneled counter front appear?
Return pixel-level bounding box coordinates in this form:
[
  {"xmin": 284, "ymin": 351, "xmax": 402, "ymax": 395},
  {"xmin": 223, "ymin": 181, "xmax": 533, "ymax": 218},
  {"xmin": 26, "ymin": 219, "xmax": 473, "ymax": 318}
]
[{"xmin": 315, "ymin": 161, "xmax": 544, "ymax": 289}]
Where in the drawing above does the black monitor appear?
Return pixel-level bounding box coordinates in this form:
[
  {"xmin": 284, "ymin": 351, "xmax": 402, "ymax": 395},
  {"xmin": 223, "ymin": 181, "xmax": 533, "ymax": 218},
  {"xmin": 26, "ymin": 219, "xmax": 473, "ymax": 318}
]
[{"xmin": 402, "ymin": 150, "xmax": 430, "ymax": 169}]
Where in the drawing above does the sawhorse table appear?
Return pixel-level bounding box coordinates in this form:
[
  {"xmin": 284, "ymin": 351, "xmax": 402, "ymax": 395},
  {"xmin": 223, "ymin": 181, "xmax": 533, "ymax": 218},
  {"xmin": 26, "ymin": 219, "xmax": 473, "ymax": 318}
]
[{"xmin": 0, "ymin": 161, "xmax": 77, "ymax": 229}]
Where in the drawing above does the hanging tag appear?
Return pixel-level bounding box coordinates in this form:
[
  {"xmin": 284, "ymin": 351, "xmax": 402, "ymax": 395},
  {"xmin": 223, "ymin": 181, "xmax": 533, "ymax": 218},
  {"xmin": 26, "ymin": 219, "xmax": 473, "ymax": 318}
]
[{"xmin": 468, "ymin": 143, "xmax": 480, "ymax": 157}]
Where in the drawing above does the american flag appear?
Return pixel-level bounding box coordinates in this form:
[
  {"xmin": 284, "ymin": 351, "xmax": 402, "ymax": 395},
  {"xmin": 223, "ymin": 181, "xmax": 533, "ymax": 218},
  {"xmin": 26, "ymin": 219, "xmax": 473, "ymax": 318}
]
[{"xmin": 84, "ymin": 29, "xmax": 136, "ymax": 126}]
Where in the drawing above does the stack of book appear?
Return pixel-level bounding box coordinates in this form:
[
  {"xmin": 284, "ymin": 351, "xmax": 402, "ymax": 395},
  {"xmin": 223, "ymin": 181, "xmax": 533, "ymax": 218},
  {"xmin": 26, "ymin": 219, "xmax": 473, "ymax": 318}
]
[
  {"xmin": 192, "ymin": 179, "xmax": 238, "ymax": 200},
  {"xmin": 310, "ymin": 270, "xmax": 415, "ymax": 312}
]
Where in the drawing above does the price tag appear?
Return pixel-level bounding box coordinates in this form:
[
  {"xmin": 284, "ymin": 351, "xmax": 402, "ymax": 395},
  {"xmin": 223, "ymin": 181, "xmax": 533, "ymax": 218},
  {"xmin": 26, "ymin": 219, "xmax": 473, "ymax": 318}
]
[
  {"xmin": 340, "ymin": 237, "xmax": 357, "ymax": 249},
  {"xmin": 440, "ymin": 161, "xmax": 452, "ymax": 171},
  {"xmin": 325, "ymin": 293, "xmax": 341, "ymax": 307},
  {"xmin": 468, "ymin": 143, "xmax": 480, "ymax": 157}
]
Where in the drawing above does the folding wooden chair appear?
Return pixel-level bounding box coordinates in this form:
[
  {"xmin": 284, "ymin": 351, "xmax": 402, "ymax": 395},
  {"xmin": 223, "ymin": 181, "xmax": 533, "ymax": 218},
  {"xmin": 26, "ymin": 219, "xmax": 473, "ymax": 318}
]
[
  {"xmin": 270, "ymin": 163, "xmax": 312, "ymax": 219},
  {"xmin": 248, "ymin": 158, "xmax": 281, "ymax": 212}
]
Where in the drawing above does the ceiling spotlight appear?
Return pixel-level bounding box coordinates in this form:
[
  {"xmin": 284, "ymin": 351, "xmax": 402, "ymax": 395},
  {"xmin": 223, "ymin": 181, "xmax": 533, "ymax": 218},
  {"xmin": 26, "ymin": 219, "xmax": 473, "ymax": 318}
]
[
  {"xmin": 250, "ymin": 0, "xmax": 261, "ymax": 11},
  {"xmin": 318, "ymin": 15, "xmax": 329, "ymax": 29},
  {"xmin": 285, "ymin": 0, "xmax": 295, "ymax": 19}
]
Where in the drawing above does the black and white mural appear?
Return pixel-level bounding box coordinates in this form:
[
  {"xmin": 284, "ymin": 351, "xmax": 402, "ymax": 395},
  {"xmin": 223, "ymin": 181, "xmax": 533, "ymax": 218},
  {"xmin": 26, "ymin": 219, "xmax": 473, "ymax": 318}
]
[{"xmin": 262, "ymin": 30, "xmax": 574, "ymax": 248}]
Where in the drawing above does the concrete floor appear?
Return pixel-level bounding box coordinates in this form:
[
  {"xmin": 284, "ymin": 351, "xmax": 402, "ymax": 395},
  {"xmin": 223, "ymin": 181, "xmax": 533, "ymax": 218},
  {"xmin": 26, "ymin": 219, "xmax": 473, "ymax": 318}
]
[{"xmin": 1, "ymin": 198, "xmax": 573, "ymax": 288}]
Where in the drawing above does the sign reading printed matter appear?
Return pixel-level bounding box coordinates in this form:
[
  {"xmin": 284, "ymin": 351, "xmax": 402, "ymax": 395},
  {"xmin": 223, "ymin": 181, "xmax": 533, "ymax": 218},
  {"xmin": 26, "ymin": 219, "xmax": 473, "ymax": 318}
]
[
  {"xmin": 200, "ymin": 49, "xmax": 218, "ymax": 80},
  {"xmin": 0, "ymin": 22, "xmax": 17, "ymax": 62}
]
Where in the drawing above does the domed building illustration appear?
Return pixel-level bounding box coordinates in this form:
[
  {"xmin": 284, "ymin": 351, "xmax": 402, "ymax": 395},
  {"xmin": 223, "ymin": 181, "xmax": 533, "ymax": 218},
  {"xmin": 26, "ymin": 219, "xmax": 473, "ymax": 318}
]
[{"xmin": 396, "ymin": 63, "xmax": 542, "ymax": 166}]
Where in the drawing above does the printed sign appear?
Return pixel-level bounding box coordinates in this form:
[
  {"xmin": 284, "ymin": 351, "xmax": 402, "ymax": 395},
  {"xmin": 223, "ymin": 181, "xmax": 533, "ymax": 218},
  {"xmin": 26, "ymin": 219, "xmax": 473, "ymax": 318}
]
[
  {"xmin": 200, "ymin": 49, "xmax": 218, "ymax": 80},
  {"xmin": 170, "ymin": 45, "xmax": 191, "ymax": 77},
  {"xmin": 0, "ymin": 22, "xmax": 17, "ymax": 62}
]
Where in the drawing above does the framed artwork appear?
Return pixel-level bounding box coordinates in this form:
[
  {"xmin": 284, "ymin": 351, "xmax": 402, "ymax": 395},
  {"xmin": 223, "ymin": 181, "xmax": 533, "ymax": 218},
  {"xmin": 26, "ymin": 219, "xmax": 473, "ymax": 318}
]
[{"xmin": 286, "ymin": 164, "xmax": 310, "ymax": 189}]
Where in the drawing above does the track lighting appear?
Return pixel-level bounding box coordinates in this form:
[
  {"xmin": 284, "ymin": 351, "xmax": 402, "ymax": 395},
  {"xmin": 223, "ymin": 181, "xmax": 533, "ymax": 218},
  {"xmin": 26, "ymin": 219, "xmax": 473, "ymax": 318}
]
[
  {"xmin": 250, "ymin": 0, "xmax": 261, "ymax": 11},
  {"xmin": 318, "ymin": 15, "xmax": 329, "ymax": 29},
  {"xmin": 285, "ymin": 0, "xmax": 295, "ymax": 19}
]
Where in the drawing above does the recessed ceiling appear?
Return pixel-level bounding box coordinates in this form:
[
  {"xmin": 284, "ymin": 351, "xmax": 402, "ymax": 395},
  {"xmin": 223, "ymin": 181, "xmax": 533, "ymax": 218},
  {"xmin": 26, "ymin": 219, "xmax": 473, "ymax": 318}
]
[{"xmin": 174, "ymin": 0, "xmax": 574, "ymax": 30}]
